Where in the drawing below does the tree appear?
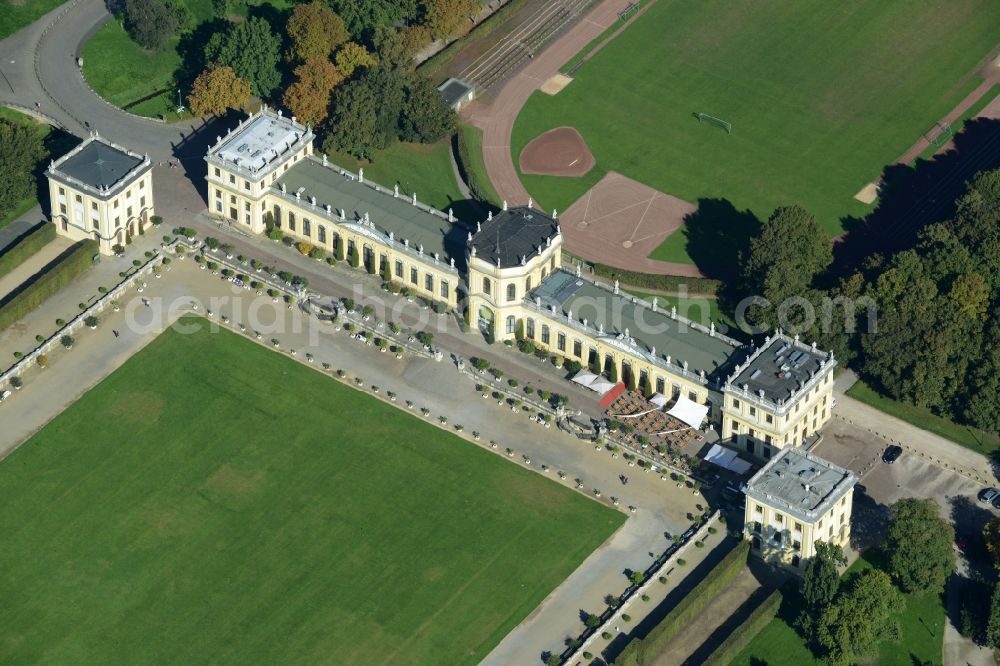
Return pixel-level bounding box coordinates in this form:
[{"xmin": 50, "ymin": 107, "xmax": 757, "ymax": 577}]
[
  {"xmin": 885, "ymin": 498, "xmax": 956, "ymax": 593},
  {"xmin": 422, "ymin": 0, "xmax": 477, "ymax": 40},
  {"xmin": 322, "ymin": 66, "xmax": 405, "ymax": 158},
  {"xmin": 330, "ymin": 0, "xmax": 418, "ymax": 39},
  {"xmin": 0, "ymin": 119, "xmax": 46, "ymax": 220},
  {"xmin": 187, "ymin": 65, "xmax": 251, "ymax": 116},
  {"xmin": 816, "ymin": 569, "xmax": 904, "ymax": 665},
  {"xmin": 282, "ymin": 59, "xmax": 343, "ymax": 125},
  {"xmin": 335, "ymin": 42, "xmax": 377, "ymax": 77},
  {"xmin": 373, "ymin": 25, "xmax": 413, "ymax": 71},
  {"xmin": 204, "ymin": 16, "xmax": 282, "ymax": 97},
  {"xmin": 400, "ymin": 74, "xmax": 456, "ymax": 143},
  {"xmin": 988, "ymin": 583, "xmax": 1000, "ymax": 648},
  {"xmin": 124, "ymin": 0, "xmax": 179, "ymax": 50},
  {"xmin": 740, "ymin": 205, "xmax": 832, "ymax": 330},
  {"xmin": 285, "ymin": 1, "xmax": 348, "ymax": 63},
  {"xmin": 796, "ymin": 541, "xmax": 847, "ymax": 639},
  {"xmin": 349, "ymin": 242, "xmax": 360, "ymax": 268},
  {"xmin": 985, "ymin": 518, "xmax": 1000, "ymax": 568},
  {"xmin": 514, "ymin": 319, "xmax": 524, "ymax": 341}
]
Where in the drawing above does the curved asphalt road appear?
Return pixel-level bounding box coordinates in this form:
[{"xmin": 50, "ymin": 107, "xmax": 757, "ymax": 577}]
[{"xmin": 0, "ymin": 0, "xmax": 203, "ymax": 160}]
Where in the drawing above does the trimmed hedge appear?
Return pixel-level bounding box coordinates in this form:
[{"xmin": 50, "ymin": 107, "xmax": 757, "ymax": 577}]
[
  {"xmin": 0, "ymin": 223, "xmax": 56, "ymax": 280},
  {"xmin": 614, "ymin": 540, "xmax": 750, "ymax": 665},
  {"xmin": 702, "ymin": 588, "xmax": 782, "ymax": 666},
  {"xmin": 0, "ymin": 240, "xmax": 99, "ymax": 332},
  {"xmin": 567, "ymin": 252, "xmax": 723, "ymax": 296}
]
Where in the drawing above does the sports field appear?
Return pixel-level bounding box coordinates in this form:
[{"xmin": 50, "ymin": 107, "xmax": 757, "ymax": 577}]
[
  {"xmin": 0, "ymin": 320, "xmax": 623, "ymax": 663},
  {"xmin": 511, "ymin": 0, "xmax": 1000, "ymax": 265}
]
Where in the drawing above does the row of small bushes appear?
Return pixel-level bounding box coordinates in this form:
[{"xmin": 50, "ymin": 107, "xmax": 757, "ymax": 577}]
[
  {"xmin": 702, "ymin": 588, "xmax": 782, "ymax": 666},
  {"xmin": 573, "ymin": 255, "xmax": 723, "ymax": 296},
  {"xmin": 615, "ymin": 540, "xmax": 749, "ymax": 665},
  {"xmin": 0, "ymin": 240, "xmax": 99, "ymax": 332},
  {"xmin": 417, "ymin": 0, "xmax": 538, "ymax": 79},
  {"xmin": 0, "ymin": 224, "xmax": 56, "ymax": 280}
]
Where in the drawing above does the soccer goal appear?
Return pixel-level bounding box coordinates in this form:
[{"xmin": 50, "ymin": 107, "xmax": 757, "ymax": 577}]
[
  {"xmin": 619, "ymin": 2, "xmax": 640, "ymax": 21},
  {"xmin": 923, "ymin": 121, "xmax": 953, "ymax": 147},
  {"xmin": 695, "ymin": 112, "xmax": 732, "ymax": 134}
]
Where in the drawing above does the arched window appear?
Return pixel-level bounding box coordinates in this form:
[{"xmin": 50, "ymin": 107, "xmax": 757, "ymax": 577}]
[
  {"xmin": 506, "ymin": 316, "xmax": 515, "ymax": 334},
  {"xmin": 507, "ymin": 284, "xmax": 516, "ymax": 302},
  {"xmin": 483, "ymin": 277, "xmax": 492, "ymax": 296}
]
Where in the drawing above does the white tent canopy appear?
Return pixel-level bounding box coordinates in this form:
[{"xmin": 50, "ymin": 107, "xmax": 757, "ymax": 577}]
[
  {"xmin": 703, "ymin": 444, "xmax": 753, "ymax": 475},
  {"xmin": 649, "ymin": 393, "xmax": 668, "ymax": 408},
  {"xmin": 571, "ymin": 369, "xmax": 617, "ymax": 396},
  {"xmin": 667, "ymin": 395, "xmax": 710, "ymax": 429},
  {"xmin": 571, "ymin": 370, "xmax": 599, "ymax": 387}
]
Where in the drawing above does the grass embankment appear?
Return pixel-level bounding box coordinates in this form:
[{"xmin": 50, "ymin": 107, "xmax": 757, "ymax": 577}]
[
  {"xmin": 456, "ymin": 123, "xmax": 501, "ymax": 205},
  {"xmin": 0, "ymin": 224, "xmax": 56, "ymax": 280},
  {"xmin": 511, "ymin": 0, "xmax": 1000, "ymax": 266},
  {"xmin": 0, "ymin": 239, "xmax": 98, "ymax": 332},
  {"xmin": 847, "ymin": 379, "xmax": 1000, "ymax": 456},
  {"xmin": 731, "ymin": 551, "xmax": 945, "ymax": 665},
  {"xmin": 0, "ymin": 320, "xmax": 623, "ymax": 663}
]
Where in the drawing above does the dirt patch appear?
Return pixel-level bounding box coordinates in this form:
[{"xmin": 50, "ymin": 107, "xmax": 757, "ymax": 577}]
[
  {"xmin": 107, "ymin": 390, "xmax": 165, "ymax": 423},
  {"xmin": 854, "ymin": 182, "xmax": 879, "ymax": 204},
  {"xmin": 206, "ymin": 464, "xmax": 265, "ymax": 495},
  {"xmin": 540, "ymin": 73, "xmax": 573, "ymax": 95},
  {"xmin": 519, "ymin": 126, "xmax": 595, "ymax": 177},
  {"xmin": 560, "ymin": 171, "xmax": 704, "ymax": 277}
]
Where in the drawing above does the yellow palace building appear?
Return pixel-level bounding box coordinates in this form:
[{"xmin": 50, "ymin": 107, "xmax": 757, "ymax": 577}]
[{"xmin": 201, "ymin": 107, "xmax": 837, "ymax": 459}]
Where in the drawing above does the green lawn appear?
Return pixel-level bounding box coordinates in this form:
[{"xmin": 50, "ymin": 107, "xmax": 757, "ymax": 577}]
[
  {"xmin": 0, "ymin": 319, "xmax": 622, "ymax": 663},
  {"xmin": 327, "ymin": 140, "xmax": 477, "ymax": 218},
  {"xmin": 732, "ymin": 552, "xmax": 945, "ymax": 665},
  {"xmin": 0, "ymin": 0, "xmax": 66, "ymax": 39},
  {"xmin": 81, "ymin": 20, "xmax": 185, "ymax": 119},
  {"xmin": 80, "ymin": 0, "xmax": 292, "ymax": 120},
  {"xmin": 847, "ymin": 380, "xmax": 1000, "ymax": 456},
  {"xmin": 511, "ymin": 0, "xmax": 1000, "ymax": 267}
]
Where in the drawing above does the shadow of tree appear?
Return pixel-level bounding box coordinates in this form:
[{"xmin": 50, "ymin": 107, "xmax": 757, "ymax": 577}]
[
  {"xmin": 833, "ymin": 117, "xmax": 1000, "ymax": 275},
  {"xmin": 680, "ymin": 197, "xmax": 761, "ymax": 280}
]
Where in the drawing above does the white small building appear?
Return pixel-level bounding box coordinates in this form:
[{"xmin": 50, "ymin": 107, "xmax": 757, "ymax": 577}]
[
  {"xmin": 437, "ymin": 78, "xmax": 475, "ymax": 111},
  {"xmin": 743, "ymin": 447, "xmax": 857, "ymax": 571},
  {"xmin": 47, "ymin": 134, "xmax": 154, "ymax": 255}
]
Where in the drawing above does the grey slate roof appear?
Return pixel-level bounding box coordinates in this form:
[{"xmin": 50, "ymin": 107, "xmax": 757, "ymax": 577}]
[
  {"xmin": 743, "ymin": 448, "xmax": 857, "ymax": 523},
  {"xmin": 470, "ymin": 206, "xmax": 559, "ymax": 268},
  {"xmin": 53, "ymin": 140, "xmax": 144, "ymax": 191},
  {"xmin": 531, "ymin": 270, "xmax": 740, "ymax": 380},
  {"xmin": 437, "ymin": 78, "xmax": 473, "ymax": 108},
  {"xmin": 274, "ymin": 157, "xmax": 468, "ymax": 269},
  {"xmin": 731, "ymin": 336, "xmax": 828, "ymax": 403}
]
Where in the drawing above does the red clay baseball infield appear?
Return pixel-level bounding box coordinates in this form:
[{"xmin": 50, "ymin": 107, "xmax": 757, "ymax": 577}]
[
  {"xmin": 519, "ymin": 126, "xmax": 596, "ymax": 177},
  {"xmin": 561, "ymin": 172, "xmax": 705, "ymax": 277}
]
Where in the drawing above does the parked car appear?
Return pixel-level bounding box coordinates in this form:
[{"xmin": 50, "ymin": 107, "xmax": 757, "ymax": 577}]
[
  {"xmin": 882, "ymin": 445, "xmax": 903, "ymax": 464},
  {"xmin": 992, "ymin": 494, "xmax": 1000, "ymax": 510},
  {"xmin": 978, "ymin": 488, "xmax": 1000, "ymax": 505}
]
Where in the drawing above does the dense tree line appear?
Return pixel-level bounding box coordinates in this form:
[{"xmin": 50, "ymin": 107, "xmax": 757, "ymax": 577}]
[
  {"xmin": 0, "ymin": 119, "xmax": 46, "ymax": 222},
  {"xmin": 738, "ymin": 168, "xmax": 1000, "ymax": 434}
]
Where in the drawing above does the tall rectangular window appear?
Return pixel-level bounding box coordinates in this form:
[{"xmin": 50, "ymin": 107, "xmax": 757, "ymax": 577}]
[
  {"xmin": 557, "ymin": 332, "xmax": 566, "ymax": 352},
  {"xmin": 440, "ymin": 281, "xmax": 449, "ymax": 299},
  {"xmin": 573, "ymin": 339, "xmax": 582, "ymax": 357},
  {"xmin": 526, "ymin": 319, "xmax": 535, "ymax": 339},
  {"xmin": 541, "ymin": 325, "xmax": 550, "ymax": 344},
  {"xmin": 410, "ymin": 268, "xmax": 418, "ymax": 285},
  {"xmin": 318, "ymin": 225, "xmax": 326, "ymax": 243},
  {"xmin": 395, "ymin": 260, "xmax": 403, "ymax": 278},
  {"xmin": 303, "ymin": 219, "xmax": 311, "ymax": 236},
  {"xmin": 425, "ymin": 274, "xmax": 433, "ymax": 291}
]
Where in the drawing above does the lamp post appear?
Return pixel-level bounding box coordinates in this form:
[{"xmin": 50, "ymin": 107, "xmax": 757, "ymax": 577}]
[{"xmin": 176, "ymin": 89, "xmax": 184, "ymax": 114}]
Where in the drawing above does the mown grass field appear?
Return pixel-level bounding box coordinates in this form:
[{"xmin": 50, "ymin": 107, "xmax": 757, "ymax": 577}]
[
  {"xmin": 511, "ymin": 0, "xmax": 1000, "ymax": 266},
  {"xmin": 0, "ymin": 0, "xmax": 65, "ymax": 39},
  {"xmin": 0, "ymin": 320, "xmax": 623, "ymax": 664},
  {"xmin": 731, "ymin": 551, "xmax": 945, "ymax": 665}
]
